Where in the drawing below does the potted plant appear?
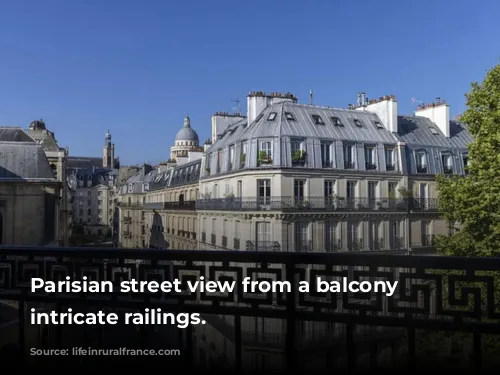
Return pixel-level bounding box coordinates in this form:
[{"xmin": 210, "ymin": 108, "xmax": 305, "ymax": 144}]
[
  {"xmin": 292, "ymin": 150, "xmax": 307, "ymax": 166},
  {"xmin": 258, "ymin": 151, "xmax": 272, "ymax": 165}
]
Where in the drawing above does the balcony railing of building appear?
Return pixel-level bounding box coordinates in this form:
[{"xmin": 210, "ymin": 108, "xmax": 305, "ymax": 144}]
[
  {"xmin": 143, "ymin": 201, "xmax": 196, "ymax": 210},
  {"xmin": 196, "ymin": 197, "xmax": 439, "ymax": 212},
  {"xmin": 0, "ymin": 246, "xmax": 499, "ymax": 371},
  {"xmin": 123, "ymin": 217, "xmax": 132, "ymax": 224}
]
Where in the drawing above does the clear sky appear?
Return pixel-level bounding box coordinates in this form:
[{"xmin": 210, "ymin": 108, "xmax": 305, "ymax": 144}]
[{"xmin": 0, "ymin": 0, "xmax": 498, "ymax": 166}]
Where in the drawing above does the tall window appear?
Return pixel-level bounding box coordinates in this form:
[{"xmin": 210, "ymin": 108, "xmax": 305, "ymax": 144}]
[
  {"xmin": 368, "ymin": 181, "xmax": 377, "ymax": 208},
  {"xmin": 346, "ymin": 181, "xmax": 356, "ymax": 208},
  {"xmin": 217, "ymin": 150, "xmax": 222, "ymax": 173},
  {"xmin": 385, "ymin": 147, "xmax": 395, "ymax": 170},
  {"xmin": 257, "ymin": 179, "xmax": 271, "ymax": 209},
  {"xmin": 389, "ymin": 221, "xmax": 401, "ymax": 249},
  {"xmin": 325, "ymin": 221, "xmax": 338, "ymax": 252},
  {"xmin": 463, "ymin": 154, "xmax": 469, "ymax": 174},
  {"xmin": 442, "ymin": 154, "xmax": 453, "ymax": 174},
  {"xmin": 365, "ymin": 146, "xmax": 376, "ymax": 169},
  {"xmin": 344, "ymin": 145, "xmax": 355, "ymax": 169},
  {"xmin": 295, "ymin": 222, "xmax": 309, "ymax": 252},
  {"xmin": 256, "ymin": 222, "xmax": 271, "ymax": 247},
  {"xmin": 369, "ymin": 221, "xmax": 381, "ymax": 250},
  {"xmin": 321, "ymin": 142, "xmax": 332, "ymax": 167},
  {"xmin": 294, "ymin": 180, "xmax": 305, "ymax": 200},
  {"xmin": 324, "ymin": 180, "xmax": 335, "ymax": 207},
  {"xmin": 416, "ymin": 152, "xmax": 427, "ymax": 173},
  {"xmin": 229, "ymin": 145, "xmax": 235, "ymax": 170},
  {"xmin": 291, "ymin": 139, "xmax": 302, "ymax": 154},
  {"xmin": 347, "ymin": 222, "xmax": 361, "ymax": 251}
]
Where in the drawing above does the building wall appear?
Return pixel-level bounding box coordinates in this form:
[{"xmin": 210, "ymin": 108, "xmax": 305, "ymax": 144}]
[{"xmin": 0, "ymin": 182, "xmax": 59, "ymax": 246}]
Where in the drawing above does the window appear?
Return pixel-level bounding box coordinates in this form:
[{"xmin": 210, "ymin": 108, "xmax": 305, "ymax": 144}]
[
  {"xmin": 390, "ymin": 221, "xmax": 402, "ymax": 249},
  {"xmin": 295, "ymin": 222, "xmax": 309, "ymax": 251},
  {"xmin": 321, "ymin": 142, "xmax": 332, "ymax": 167},
  {"xmin": 217, "ymin": 150, "xmax": 222, "ymax": 172},
  {"xmin": 346, "ymin": 181, "xmax": 356, "ymax": 208},
  {"xmin": 331, "ymin": 116, "xmax": 343, "ymax": 126},
  {"xmin": 324, "ymin": 180, "xmax": 335, "ymax": 198},
  {"xmin": 344, "ymin": 144, "xmax": 355, "ymax": 169},
  {"xmin": 353, "ymin": 119, "xmax": 362, "ymax": 127},
  {"xmin": 415, "ymin": 151, "xmax": 427, "ymax": 173},
  {"xmin": 285, "ymin": 112, "xmax": 295, "ymax": 121},
  {"xmin": 374, "ymin": 121, "xmax": 383, "ymax": 129},
  {"xmin": 260, "ymin": 141, "xmax": 272, "ymax": 157},
  {"xmin": 368, "ymin": 181, "xmax": 377, "ymax": 208},
  {"xmin": 229, "ymin": 145, "xmax": 234, "ymax": 170},
  {"xmin": 294, "ymin": 180, "xmax": 305, "ymax": 199},
  {"xmin": 267, "ymin": 112, "xmax": 277, "ymax": 121},
  {"xmin": 421, "ymin": 221, "xmax": 432, "ymax": 246},
  {"xmin": 291, "ymin": 139, "xmax": 303, "ymax": 154},
  {"xmin": 364, "ymin": 146, "xmax": 376, "ymax": 169},
  {"xmin": 442, "ymin": 154, "xmax": 453, "ymax": 174},
  {"xmin": 429, "ymin": 127, "xmax": 439, "ymax": 135},
  {"xmin": 385, "ymin": 147, "xmax": 395, "ymax": 170},
  {"xmin": 347, "ymin": 222, "xmax": 361, "ymax": 250},
  {"xmin": 463, "ymin": 154, "xmax": 469, "ymax": 174},
  {"xmin": 256, "ymin": 222, "xmax": 271, "ymax": 246},
  {"xmin": 257, "ymin": 179, "xmax": 271, "ymax": 207},
  {"xmin": 369, "ymin": 221, "xmax": 381, "ymax": 250},
  {"xmin": 325, "ymin": 221, "xmax": 339, "ymax": 252},
  {"xmin": 311, "ymin": 115, "xmax": 325, "ymax": 125}
]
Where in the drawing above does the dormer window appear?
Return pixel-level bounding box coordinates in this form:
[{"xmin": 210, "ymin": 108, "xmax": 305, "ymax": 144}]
[
  {"xmin": 374, "ymin": 121, "xmax": 383, "ymax": 129},
  {"xmin": 353, "ymin": 119, "xmax": 363, "ymax": 127},
  {"xmin": 312, "ymin": 115, "xmax": 325, "ymax": 125},
  {"xmin": 442, "ymin": 154, "xmax": 453, "ymax": 174},
  {"xmin": 331, "ymin": 116, "xmax": 343, "ymax": 126},
  {"xmin": 285, "ymin": 112, "xmax": 295, "ymax": 121},
  {"xmin": 385, "ymin": 147, "xmax": 396, "ymax": 171},
  {"xmin": 415, "ymin": 151, "xmax": 427, "ymax": 173},
  {"xmin": 463, "ymin": 154, "xmax": 469, "ymax": 174},
  {"xmin": 267, "ymin": 112, "xmax": 277, "ymax": 121},
  {"xmin": 429, "ymin": 127, "xmax": 439, "ymax": 135},
  {"xmin": 344, "ymin": 144, "xmax": 355, "ymax": 169},
  {"xmin": 364, "ymin": 146, "xmax": 376, "ymax": 170}
]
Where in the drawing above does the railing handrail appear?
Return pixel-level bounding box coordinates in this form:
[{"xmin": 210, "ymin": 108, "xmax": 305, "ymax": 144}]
[{"xmin": 0, "ymin": 245, "xmax": 499, "ymax": 269}]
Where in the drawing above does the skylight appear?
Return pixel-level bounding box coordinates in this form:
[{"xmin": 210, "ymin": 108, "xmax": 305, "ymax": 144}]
[
  {"xmin": 429, "ymin": 127, "xmax": 439, "ymax": 135},
  {"xmin": 268, "ymin": 112, "xmax": 277, "ymax": 121},
  {"xmin": 353, "ymin": 119, "xmax": 363, "ymax": 127},
  {"xmin": 312, "ymin": 115, "xmax": 325, "ymax": 125},
  {"xmin": 285, "ymin": 112, "xmax": 295, "ymax": 121},
  {"xmin": 374, "ymin": 121, "xmax": 384, "ymax": 129},
  {"xmin": 331, "ymin": 116, "xmax": 343, "ymax": 126}
]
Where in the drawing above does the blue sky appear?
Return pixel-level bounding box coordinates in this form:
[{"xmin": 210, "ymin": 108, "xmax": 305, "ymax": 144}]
[{"xmin": 0, "ymin": 0, "xmax": 498, "ymax": 166}]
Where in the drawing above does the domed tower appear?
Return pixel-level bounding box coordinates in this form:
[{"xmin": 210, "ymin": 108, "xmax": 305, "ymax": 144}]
[
  {"xmin": 29, "ymin": 119, "xmax": 46, "ymax": 131},
  {"xmin": 170, "ymin": 114, "xmax": 202, "ymax": 160},
  {"xmin": 103, "ymin": 129, "xmax": 115, "ymax": 168}
]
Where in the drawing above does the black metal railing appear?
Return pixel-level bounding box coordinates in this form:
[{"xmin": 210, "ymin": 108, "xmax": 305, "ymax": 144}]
[
  {"xmin": 0, "ymin": 246, "xmax": 499, "ymax": 371},
  {"xmin": 143, "ymin": 201, "xmax": 196, "ymax": 210},
  {"xmin": 245, "ymin": 240, "xmax": 281, "ymax": 252},
  {"xmin": 196, "ymin": 196, "xmax": 440, "ymax": 212}
]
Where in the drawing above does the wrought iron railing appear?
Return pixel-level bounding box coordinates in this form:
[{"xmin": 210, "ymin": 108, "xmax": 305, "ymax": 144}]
[
  {"xmin": 195, "ymin": 197, "xmax": 440, "ymax": 212},
  {"xmin": 143, "ymin": 201, "xmax": 196, "ymax": 210},
  {"xmin": 1, "ymin": 246, "xmax": 499, "ymax": 371}
]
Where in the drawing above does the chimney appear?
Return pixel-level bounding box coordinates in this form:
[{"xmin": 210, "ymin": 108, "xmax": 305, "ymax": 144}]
[
  {"xmin": 246, "ymin": 91, "xmax": 297, "ymax": 124},
  {"xmin": 356, "ymin": 93, "xmax": 361, "ymax": 107},
  {"xmin": 355, "ymin": 94, "xmax": 398, "ymax": 132},
  {"xmin": 309, "ymin": 90, "xmax": 313, "ymax": 105},
  {"xmin": 415, "ymin": 98, "xmax": 450, "ymax": 137}
]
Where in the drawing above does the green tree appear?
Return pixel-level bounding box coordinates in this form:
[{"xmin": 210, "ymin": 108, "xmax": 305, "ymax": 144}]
[{"xmin": 436, "ymin": 63, "xmax": 500, "ymax": 257}]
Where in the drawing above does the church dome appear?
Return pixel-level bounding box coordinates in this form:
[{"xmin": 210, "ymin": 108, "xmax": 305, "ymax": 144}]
[
  {"xmin": 29, "ymin": 119, "xmax": 46, "ymax": 130},
  {"xmin": 175, "ymin": 114, "xmax": 199, "ymax": 142}
]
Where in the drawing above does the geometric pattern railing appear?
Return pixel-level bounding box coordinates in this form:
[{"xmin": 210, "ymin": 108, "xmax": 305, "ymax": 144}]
[
  {"xmin": 1, "ymin": 246, "xmax": 499, "ymax": 371},
  {"xmin": 196, "ymin": 197, "xmax": 440, "ymax": 212}
]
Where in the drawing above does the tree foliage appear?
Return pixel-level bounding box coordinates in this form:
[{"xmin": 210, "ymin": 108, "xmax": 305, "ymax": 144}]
[{"xmin": 436, "ymin": 63, "xmax": 500, "ymax": 257}]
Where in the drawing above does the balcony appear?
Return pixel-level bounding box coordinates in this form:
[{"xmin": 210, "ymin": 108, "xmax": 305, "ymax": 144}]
[
  {"xmin": 365, "ymin": 163, "xmax": 377, "ymax": 170},
  {"xmin": 386, "ymin": 164, "xmax": 396, "ymax": 171},
  {"xmin": 246, "ymin": 240, "xmax": 281, "ymax": 251},
  {"xmin": 0, "ymin": 246, "xmax": 498, "ymax": 371},
  {"xmin": 196, "ymin": 197, "xmax": 440, "ymax": 212},
  {"xmin": 443, "ymin": 167, "xmax": 453, "ymax": 175},
  {"xmin": 322, "ymin": 160, "xmax": 333, "ymax": 168},
  {"xmin": 143, "ymin": 201, "xmax": 196, "ymax": 210},
  {"xmin": 344, "ymin": 161, "xmax": 355, "ymax": 169},
  {"xmin": 416, "ymin": 165, "xmax": 428, "ymax": 173},
  {"xmin": 123, "ymin": 217, "xmax": 132, "ymax": 224}
]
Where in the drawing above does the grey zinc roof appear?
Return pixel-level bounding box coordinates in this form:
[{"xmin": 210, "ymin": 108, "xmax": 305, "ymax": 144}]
[
  {"xmin": 0, "ymin": 141, "xmax": 56, "ymax": 180},
  {"xmin": 0, "ymin": 127, "xmax": 34, "ymax": 142},
  {"xmin": 207, "ymin": 102, "xmax": 399, "ymax": 153},
  {"xmin": 395, "ymin": 116, "xmax": 473, "ymax": 149}
]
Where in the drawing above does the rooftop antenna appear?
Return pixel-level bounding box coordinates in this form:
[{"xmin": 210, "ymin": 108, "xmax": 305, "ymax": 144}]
[
  {"xmin": 309, "ymin": 90, "xmax": 313, "ymax": 105},
  {"xmin": 230, "ymin": 98, "xmax": 241, "ymax": 115}
]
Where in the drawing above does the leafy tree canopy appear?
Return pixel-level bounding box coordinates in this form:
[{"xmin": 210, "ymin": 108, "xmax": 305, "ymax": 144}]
[{"xmin": 436, "ymin": 63, "xmax": 500, "ymax": 257}]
